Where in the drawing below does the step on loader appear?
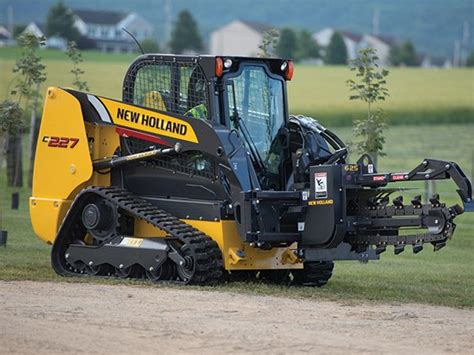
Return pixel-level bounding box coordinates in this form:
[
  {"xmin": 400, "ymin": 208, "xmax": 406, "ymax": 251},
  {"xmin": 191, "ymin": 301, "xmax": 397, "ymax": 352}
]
[{"xmin": 30, "ymin": 55, "xmax": 473, "ymax": 286}]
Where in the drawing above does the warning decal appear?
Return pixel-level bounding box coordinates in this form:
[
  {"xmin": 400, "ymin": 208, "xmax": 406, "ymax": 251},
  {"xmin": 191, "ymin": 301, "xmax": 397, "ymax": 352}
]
[{"xmin": 314, "ymin": 172, "xmax": 328, "ymax": 199}]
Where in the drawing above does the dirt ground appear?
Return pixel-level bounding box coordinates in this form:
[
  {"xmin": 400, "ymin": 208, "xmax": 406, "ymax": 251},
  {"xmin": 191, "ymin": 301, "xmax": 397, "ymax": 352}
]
[{"xmin": 0, "ymin": 281, "xmax": 473, "ymax": 354}]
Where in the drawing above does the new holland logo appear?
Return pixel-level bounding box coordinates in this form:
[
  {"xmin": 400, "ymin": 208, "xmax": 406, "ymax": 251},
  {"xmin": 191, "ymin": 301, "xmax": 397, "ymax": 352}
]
[
  {"xmin": 116, "ymin": 108, "xmax": 188, "ymax": 136},
  {"xmin": 308, "ymin": 199, "xmax": 334, "ymax": 206},
  {"xmin": 89, "ymin": 96, "xmax": 198, "ymax": 143}
]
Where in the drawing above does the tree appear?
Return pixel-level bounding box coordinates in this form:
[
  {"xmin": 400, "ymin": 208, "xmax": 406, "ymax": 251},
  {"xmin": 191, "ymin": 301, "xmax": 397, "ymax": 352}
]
[
  {"xmin": 326, "ymin": 32, "xmax": 347, "ymax": 64},
  {"xmin": 390, "ymin": 41, "xmax": 417, "ymax": 66},
  {"xmin": 295, "ymin": 30, "xmax": 320, "ymax": 61},
  {"xmin": 169, "ymin": 10, "xmax": 202, "ymax": 54},
  {"xmin": 12, "ymin": 24, "xmax": 26, "ymax": 39},
  {"xmin": 45, "ymin": 0, "xmax": 80, "ymax": 41},
  {"xmin": 465, "ymin": 51, "xmax": 474, "ymax": 67},
  {"xmin": 66, "ymin": 41, "xmax": 89, "ymax": 91},
  {"xmin": 141, "ymin": 38, "xmax": 161, "ymax": 53},
  {"xmin": 258, "ymin": 29, "xmax": 279, "ymax": 57},
  {"xmin": 276, "ymin": 28, "xmax": 298, "ymax": 59},
  {"xmin": 1, "ymin": 33, "xmax": 47, "ymax": 187},
  {"xmin": 0, "ymin": 101, "xmax": 23, "ymax": 135},
  {"xmin": 0, "ymin": 101, "xmax": 24, "ymax": 187},
  {"xmin": 347, "ymin": 48, "xmax": 389, "ymax": 166}
]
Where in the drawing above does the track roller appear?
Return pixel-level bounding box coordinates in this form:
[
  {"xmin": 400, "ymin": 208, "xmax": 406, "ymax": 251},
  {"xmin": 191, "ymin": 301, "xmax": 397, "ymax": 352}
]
[
  {"xmin": 115, "ymin": 264, "xmax": 142, "ymax": 279},
  {"xmin": 145, "ymin": 261, "xmax": 176, "ymax": 282}
]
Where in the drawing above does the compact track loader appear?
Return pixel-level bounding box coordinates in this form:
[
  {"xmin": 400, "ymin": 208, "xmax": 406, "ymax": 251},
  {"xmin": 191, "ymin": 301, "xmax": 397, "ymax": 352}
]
[{"xmin": 30, "ymin": 55, "xmax": 473, "ymax": 286}]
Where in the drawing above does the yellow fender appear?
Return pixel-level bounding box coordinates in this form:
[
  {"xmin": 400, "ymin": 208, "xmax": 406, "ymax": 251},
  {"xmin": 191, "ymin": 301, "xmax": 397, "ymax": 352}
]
[{"xmin": 30, "ymin": 88, "xmax": 93, "ymax": 244}]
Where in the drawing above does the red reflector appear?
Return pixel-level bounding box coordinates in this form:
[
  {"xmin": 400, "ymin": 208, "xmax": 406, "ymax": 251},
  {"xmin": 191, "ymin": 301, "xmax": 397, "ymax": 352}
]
[
  {"xmin": 392, "ymin": 174, "xmax": 405, "ymax": 181},
  {"xmin": 215, "ymin": 57, "xmax": 223, "ymax": 77},
  {"xmin": 285, "ymin": 60, "xmax": 294, "ymax": 80}
]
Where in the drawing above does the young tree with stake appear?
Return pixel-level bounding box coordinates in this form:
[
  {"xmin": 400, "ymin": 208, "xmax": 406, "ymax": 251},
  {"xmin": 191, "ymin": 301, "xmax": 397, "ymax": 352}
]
[
  {"xmin": 347, "ymin": 48, "xmax": 389, "ymax": 167},
  {"xmin": 0, "ymin": 33, "xmax": 47, "ymax": 187},
  {"xmin": 66, "ymin": 41, "xmax": 89, "ymax": 91}
]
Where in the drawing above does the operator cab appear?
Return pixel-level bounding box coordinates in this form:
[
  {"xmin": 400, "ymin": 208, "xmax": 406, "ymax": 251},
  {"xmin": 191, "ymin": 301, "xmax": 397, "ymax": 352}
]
[
  {"xmin": 122, "ymin": 55, "xmax": 294, "ymax": 191},
  {"xmin": 121, "ymin": 54, "xmax": 337, "ymax": 195},
  {"xmin": 217, "ymin": 57, "xmax": 293, "ymax": 190}
]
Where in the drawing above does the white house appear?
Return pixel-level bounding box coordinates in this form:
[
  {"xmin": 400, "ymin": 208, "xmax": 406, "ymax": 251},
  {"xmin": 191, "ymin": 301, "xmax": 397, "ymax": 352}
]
[
  {"xmin": 73, "ymin": 9, "xmax": 153, "ymax": 53},
  {"xmin": 314, "ymin": 27, "xmax": 395, "ymax": 65},
  {"xmin": 359, "ymin": 34, "xmax": 395, "ymax": 66},
  {"xmin": 314, "ymin": 28, "xmax": 362, "ymax": 61},
  {"xmin": 210, "ymin": 20, "xmax": 272, "ymax": 56},
  {"xmin": 22, "ymin": 22, "xmax": 67, "ymax": 49},
  {"xmin": 21, "ymin": 10, "xmax": 152, "ymax": 53},
  {"xmin": 22, "ymin": 22, "xmax": 44, "ymax": 37},
  {"xmin": 341, "ymin": 31, "xmax": 363, "ymax": 60},
  {"xmin": 0, "ymin": 25, "xmax": 13, "ymax": 47}
]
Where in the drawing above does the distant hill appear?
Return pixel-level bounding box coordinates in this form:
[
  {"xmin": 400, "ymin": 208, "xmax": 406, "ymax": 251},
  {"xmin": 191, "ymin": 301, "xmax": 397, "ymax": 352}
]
[{"xmin": 0, "ymin": 0, "xmax": 472, "ymax": 58}]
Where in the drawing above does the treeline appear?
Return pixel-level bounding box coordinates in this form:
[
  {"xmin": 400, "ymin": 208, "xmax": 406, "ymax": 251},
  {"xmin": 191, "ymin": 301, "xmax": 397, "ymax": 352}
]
[
  {"xmin": 17, "ymin": 1, "xmax": 474, "ymax": 67},
  {"xmin": 274, "ymin": 28, "xmax": 320, "ymax": 62}
]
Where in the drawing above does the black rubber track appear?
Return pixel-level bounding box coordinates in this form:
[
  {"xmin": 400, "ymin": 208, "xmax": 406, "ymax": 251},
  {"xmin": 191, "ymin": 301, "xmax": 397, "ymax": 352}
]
[
  {"xmin": 51, "ymin": 186, "xmax": 223, "ymax": 285},
  {"xmin": 292, "ymin": 261, "xmax": 334, "ymax": 287}
]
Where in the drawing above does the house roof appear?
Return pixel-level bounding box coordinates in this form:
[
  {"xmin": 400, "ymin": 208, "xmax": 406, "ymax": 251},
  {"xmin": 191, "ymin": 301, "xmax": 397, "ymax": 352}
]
[
  {"xmin": 239, "ymin": 20, "xmax": 272, "ymax": 34},
  {"xmin": 368, "ymin": 34, "xmax": 397, "ymax": 46},
  {"xmin": 74, "ymin": 9, "xmax": 129, "ymax": 25},
  {"xmin": 0, "ymin": 25, "xmax": 11, "ymax": 38},
  {"xmin": 316, "ymin": 28, "xmax": 399, "ymax": 47},
  {"xmin": 22, "ymin": 22, "xmax": 46, "ymax": 36},
  {"xmin": 314, "ymin": 28, "xmax": 363, "ymax": 44},
  {"xmin": 34, "ymin": 23, "xmax": 46, "ymax": 33},
  {"xmin": 342, "ymin": 31, "xmax": 362, "ymax": 42}
]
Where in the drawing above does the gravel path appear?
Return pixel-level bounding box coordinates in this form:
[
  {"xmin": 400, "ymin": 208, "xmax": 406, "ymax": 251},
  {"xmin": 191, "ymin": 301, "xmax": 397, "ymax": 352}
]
[{"xmin": 1, "ymin": 281, "xmax": 473, "ymax": 354}]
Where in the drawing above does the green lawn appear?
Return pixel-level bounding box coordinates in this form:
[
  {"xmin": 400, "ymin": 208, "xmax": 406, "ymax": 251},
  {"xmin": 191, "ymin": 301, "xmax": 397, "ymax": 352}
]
[
  {"xmin": 288, "ymin": 65, "xmax": 474, "ymax": 126},
  {"xmin": 1, "ymin": 47, "xmax": 473, "ymax": 306},
  {"xmin": 1, "ymin": 47, "xmax": 473, "ymax": 126},
  {"xmin": 1, "ymin": 124, "xmax": 473, "ymax": 307},
  {"xmin": 0, "ymin": 46, "xmax": 137, "ymax": 62},
  {"xmin": 0, "ymin": 48, "xmax": 133, "ymax": 100}
]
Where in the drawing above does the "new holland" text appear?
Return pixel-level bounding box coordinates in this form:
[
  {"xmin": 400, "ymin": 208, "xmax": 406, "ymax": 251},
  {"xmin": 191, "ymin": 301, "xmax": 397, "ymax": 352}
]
[{"xmin": 116, "ymin": 108, "xmax": 187, "ymax": 136}]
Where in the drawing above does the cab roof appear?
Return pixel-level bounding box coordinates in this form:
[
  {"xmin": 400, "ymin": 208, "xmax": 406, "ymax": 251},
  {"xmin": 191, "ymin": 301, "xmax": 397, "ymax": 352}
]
[{"xmin": 128, "ymin": 54, "xmax": 291, "ymax": 81}]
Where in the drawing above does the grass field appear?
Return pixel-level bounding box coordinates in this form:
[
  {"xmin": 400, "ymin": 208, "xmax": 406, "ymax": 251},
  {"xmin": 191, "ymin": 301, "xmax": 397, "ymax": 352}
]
[
  {"xmin": 289, "ymin": 65, "xmax": 474, "ymax": 126},
  {"xmin": 0, "ymin": 124, "xmax": 473, "ymax": 307},
  {"xmin": 0, "ymin": 47, "xmax": 473, "ymax": 126}
]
